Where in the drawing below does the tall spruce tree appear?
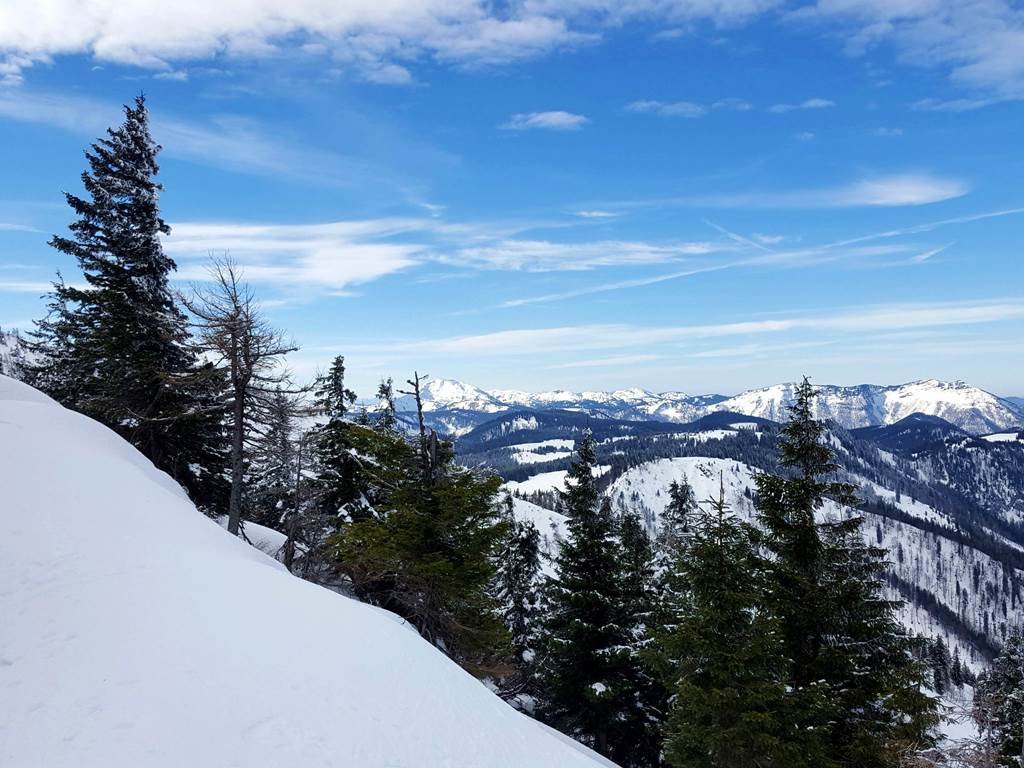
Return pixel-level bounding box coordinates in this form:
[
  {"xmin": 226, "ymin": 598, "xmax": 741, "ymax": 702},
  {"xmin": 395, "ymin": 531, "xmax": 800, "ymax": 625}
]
[
  {"xmin": 246, "ymin": 387, "xmax": 302, "ymax": 532},
  {"xmin": 655, "ymin": 477, "xmax": 699, "ymax": 628},
  {"xmin": 662, "ymin": 481, "xmax": 793, "ymax": 768},
  {"xmin": 756, "ymin": 377, "xmax": 937, "ymax": 766},
  {"xmin": 311, "ymin": 356, "xmax": 365, "ymax": 522},
  {"xmin": 614, "ymin": 505, "xmax": 667, "ymax": 768},
  {"xmin": 29, "ymin": 95, "xmax": 227, "ymax": 510},
  {"xmin": 492, "ymin": 496, "xmax": 544, "ymax": 667},
  {"xmin": 975, "ymin": 626, "xmax": 1024, "ymax": 766},
  {"xmin": 536, "ymin": 432, "xmax": 636, "ymax": 759}
]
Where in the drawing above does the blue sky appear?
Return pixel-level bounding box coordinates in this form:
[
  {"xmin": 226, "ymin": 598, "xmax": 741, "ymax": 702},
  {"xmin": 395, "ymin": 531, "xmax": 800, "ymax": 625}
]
[{"xmin": 0, "ymin": 1, "xmax": 1022, "ymax": 397}]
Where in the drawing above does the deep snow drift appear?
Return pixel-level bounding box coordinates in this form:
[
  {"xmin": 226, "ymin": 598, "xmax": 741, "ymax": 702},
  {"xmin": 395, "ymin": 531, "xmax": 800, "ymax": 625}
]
[{"xmin": 0, "ymin": 375, "xmax": 614, "ymax": 768}]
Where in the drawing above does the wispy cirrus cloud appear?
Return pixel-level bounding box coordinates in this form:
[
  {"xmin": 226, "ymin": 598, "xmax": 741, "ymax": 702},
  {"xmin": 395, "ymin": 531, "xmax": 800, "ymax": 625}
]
[
  {"xmin": 443, "ymin": 238, "xmax": 725, "ymax": 272},
  {"xmin": 574, "ymin": 210, "xmax": 621, "ymax": 219},
  {"xmin": 689, "ymin": 172, "xmax": 969, "ymax": 208},
  {"xmin": 0, "ymin": 280, "xmax": 52, "ymax": 294},
  {"xmin": 626, "ymin": 100, "xmax": 706, "ymax": 118},
  {"xmin": 823, "ymin": 207, "xmax": 1024, "ymax": 248},
  {"xmin": 165, "ymin": 219, "xmax": 428, "ymax": 293},
  {"xmin": 0, "ymin": 90, "xmax": 456, "ymax": 195},
  {"xmin": 404, "ymin": 298, "xmax": 1024, "ymax": 356},
  {"xmin": 500, "ymin": 111, "xmax": 589, "ymax": 130},
  {"xmin": 626, "ymin": 97, "xmax": 755, "ymax": 117},
  {"xmin": 161, "ymin": 216, "xmax": 733, "ymax": 294},
  {"xmin": 495, "ymin": 240, "xmax": 928, "ymax": 308},
  {"xmin": 572, "ymin": 172, "xmax": 970, "ymax": 213},
  {"xmin": 547, "ymin": 353, "xmax": 661, "ymax": 369},
  {"xmin": 768, "ymin": 97, "xmax": 835, "ymax": 113}
]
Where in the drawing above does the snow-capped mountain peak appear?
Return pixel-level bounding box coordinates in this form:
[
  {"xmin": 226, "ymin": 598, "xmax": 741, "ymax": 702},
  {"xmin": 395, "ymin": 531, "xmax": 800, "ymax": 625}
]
[
  {"xmin": 395, "ymin": 377, "xmax": 1023, "ymax": 436},
  {"xmin": 394, "ymin": 377, "xmax": 507, "ymax": 413}
]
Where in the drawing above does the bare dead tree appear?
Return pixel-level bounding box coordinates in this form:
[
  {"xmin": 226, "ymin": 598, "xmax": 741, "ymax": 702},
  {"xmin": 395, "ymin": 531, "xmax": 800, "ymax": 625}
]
[
  {"xmin": 181, "ymin": 255, "xmax": 298, "ymax": 535},
  {"xmin": 398, "ymin": 371, "xmax": 437, "ymax": 484}
]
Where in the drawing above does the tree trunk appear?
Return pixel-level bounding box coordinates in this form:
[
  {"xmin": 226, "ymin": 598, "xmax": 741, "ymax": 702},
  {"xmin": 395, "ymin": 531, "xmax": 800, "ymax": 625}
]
[
  {"xmin": 226, "ymin": 388, "xmax": 245, "ymax": 535},
  {"xmin": 283, "ymin": 435, "xmax": 303, "ymax": 572}
]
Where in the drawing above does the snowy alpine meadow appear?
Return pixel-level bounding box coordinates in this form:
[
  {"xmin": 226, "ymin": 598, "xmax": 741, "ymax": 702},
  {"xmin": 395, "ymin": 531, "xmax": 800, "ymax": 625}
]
[
  {"xmin": 3, "ymin": 4, "xmax": 1024, "ymax": 767},
  {"xmin": 0, "ymin": 374, "xmax": 613, "ymax": 768}
]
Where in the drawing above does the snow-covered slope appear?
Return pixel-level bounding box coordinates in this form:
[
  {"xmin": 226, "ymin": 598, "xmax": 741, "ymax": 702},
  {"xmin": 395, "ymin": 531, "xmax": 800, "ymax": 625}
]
[
  {"xmin": 0, "ymin": 374, "xmax": 613, "ymax": 768},
  {"xmin": 397, "ymin": 378, "xmax": 1021, "ymax": 436}
]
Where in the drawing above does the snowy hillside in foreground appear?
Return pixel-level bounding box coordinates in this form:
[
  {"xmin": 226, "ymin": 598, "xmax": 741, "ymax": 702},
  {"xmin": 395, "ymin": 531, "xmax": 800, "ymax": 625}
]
[
  {"xmin": 0, "ymin": 375, "xmax": 614, "ymax": 768},
  {"xmin": 398, "ymin": 378, "xmax": 1022, "ymax": 436}
]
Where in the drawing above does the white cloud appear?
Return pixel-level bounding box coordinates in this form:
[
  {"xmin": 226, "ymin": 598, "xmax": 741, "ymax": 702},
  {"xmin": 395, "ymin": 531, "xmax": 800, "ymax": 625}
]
[
  {"xmin": 0, "ymin": 0, "xmax": 779, "ymax": 86},
  {"xmin": 165, "ymin": 219, "xmax": 426, "ymax": 292},
  {"xmin": 498, "ymin": 262, "xmax": 738, "ymax": 307},
  {"xmin": 495, "ymin": 239, "xmax": 930, "ymax": 308},
  {"xmin": 873, "ymin": 126, "xmax": 903, "ymax": 137},
  {"xmin": 0, "ymin": 90, "xmax": 451, "ymax": 193},
  {"xmin": 823, "ymin": 207, "xmax": 1024, "ymax": 248},
  {"xmin": 0, "ymin": 280, "xmax": 52, "ymax": 294},
  {"xmin": 500, "ymin": 111, "xmax": 589, "ymax": 130},
  {"xmin": 912, "ymin": 96, "xmax": 1010, "ymax": 112},
  {"xmin": 692, "ymin": 172, "xmax": 969, "ymax": 208},
  {"xmin": 794, "ymin": 0, "xmax": 1024, "ymax": 101},
  {"xmin": 712, "ymin": 97, "xmax": 753, "ymax": 111},
  {"xmin": 548, "ymin": 353, "xmax": 661, "ymax": 369},
  {"xmin": 153, "ymin": 70, "xmax": 188, "ymax": 81},
  {"xmin": 574, "ymin": 210, "xmax": 620, "ymax": 218},
  {"xmin": 442, "ymin": 239, "xmax": 724, "ymax": 271},
  {"xmin": 829, "ymin": 173, "xmax": 968, "ymax": 206},
  {"xmin": 1, "ymin": 0, "xmax": 1020, "ymax": 106},
  {"xmin": 626, "ymin": 99, "xmax": 706, "ymax": 117},
  {"xmin": 768, "ymin": 97, "xmax": 836, "ymax": 113},
  {"xmin": 795, "ymin": 130, "xmax": 816, "ymax": 141},
  {"xmin": 0, "ymin": 1, "xmax": 586, "ymax": 86},
  {"xmin": 407, "ymin": 298, "xmax": 1024, "ymax": 356}
]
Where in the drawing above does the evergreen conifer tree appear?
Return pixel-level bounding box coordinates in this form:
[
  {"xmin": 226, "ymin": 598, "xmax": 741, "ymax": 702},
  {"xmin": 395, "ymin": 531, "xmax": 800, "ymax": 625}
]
[
  {"xmin": 657, "ymin": 479, "xmax": 698, "ymax": 561},
  {"xmin": 327, "ymin": 378, "xmax": 507, "ymax": 664},
  {"xmin": 28, "ymin": 95, "xmax": 227, "ymax": 510},
  {"xmin": 929, "ymin": 637, "xmax": 952, "ymax": 695},
  {"xmin": 755, "ymin": 377, "xmax": 937, "ymax": 766},
  {"xmin": 535, "ymin": 432, "xmax": 636, "ymax": 759},
  {"xmin": 613, "ymin": 505, "xmax": 667, "ymax": 768},
  {"xmin": 655, "ymin": 477, "xmax": 699, "ymax": 630},
  {"xmin": 662, "ymin": 481, "xmax": 793, "ymax": 768},
  {"xmin": 492, "ymin": 496, "xmax": 544, "ymax": 666},
  {"xmin": 311, "ymin": 356, "xmax": 366, "ymax": 523},
  {"xmin": 247, "ymin": 387, "xmax": 301, "ymax": 531},
  {"xmin": 950, "ymin": 648, "xmax": 964, "ymax": 688},
  {"xmin": 975, "ymin": 626, "xmax": 1024, "ymax": 766}
]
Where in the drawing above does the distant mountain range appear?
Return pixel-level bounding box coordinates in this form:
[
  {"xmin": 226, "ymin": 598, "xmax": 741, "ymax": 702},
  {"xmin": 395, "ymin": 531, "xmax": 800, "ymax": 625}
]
[
  {"xmin": 395, "ymin": 377, "xmax": 1024, "ymax": 436},
  {"xmin": 455, "ymin": 402, "xmax": 1024, "ymax": 665}
]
